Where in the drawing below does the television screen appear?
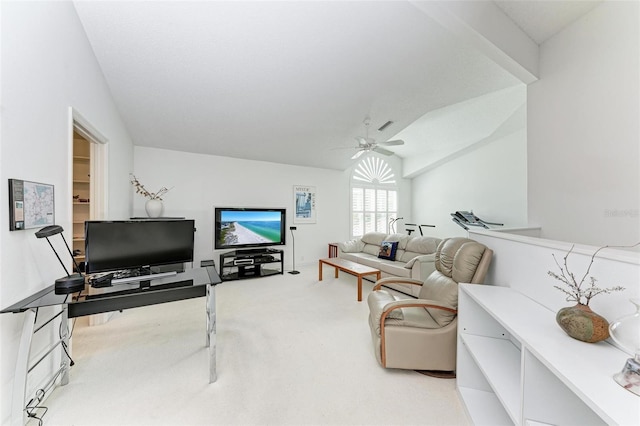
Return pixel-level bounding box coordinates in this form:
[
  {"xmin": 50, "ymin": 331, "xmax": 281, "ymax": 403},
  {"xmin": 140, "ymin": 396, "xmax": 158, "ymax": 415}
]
[
  {"xmin": 84, "ymin": 220, "xmax": 195, "ymax": 274},
  {"xmin": 214, "ymin": 207, "xmax": 286, "ymax": 250}
]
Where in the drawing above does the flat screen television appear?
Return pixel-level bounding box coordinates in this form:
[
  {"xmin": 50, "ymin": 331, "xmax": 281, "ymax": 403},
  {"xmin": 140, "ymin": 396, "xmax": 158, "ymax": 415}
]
[
  {"xmin": 84, "ymin": 219, "xmax": 195, "ymax": 275},
  {"xmin": 214, "ymin": 207, "xmax": 286, "ymax": 250}
]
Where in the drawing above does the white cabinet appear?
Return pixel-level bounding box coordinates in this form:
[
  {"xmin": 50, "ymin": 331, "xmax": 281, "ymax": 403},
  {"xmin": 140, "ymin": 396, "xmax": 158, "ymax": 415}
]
[{"xmin": 457, "ymin": 284, "xmax": 639, "ymax": 426}]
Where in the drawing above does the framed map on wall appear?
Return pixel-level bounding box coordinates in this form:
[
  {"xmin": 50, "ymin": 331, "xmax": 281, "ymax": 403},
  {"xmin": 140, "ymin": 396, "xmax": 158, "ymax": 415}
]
[{"xmin": 8, "ymin": 179, "xmax": 55, "ymax": 231}]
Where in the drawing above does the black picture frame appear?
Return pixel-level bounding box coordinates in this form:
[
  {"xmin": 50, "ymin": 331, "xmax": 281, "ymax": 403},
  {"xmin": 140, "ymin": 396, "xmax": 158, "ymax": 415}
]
[{"xmin": 8, "ymin": 179, "xmax": 55, "ymax": 231}]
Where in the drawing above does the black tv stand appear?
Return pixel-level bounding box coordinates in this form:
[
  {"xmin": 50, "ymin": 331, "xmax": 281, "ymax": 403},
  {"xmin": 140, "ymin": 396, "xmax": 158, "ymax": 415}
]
[
  {"xmin": 236, "ymin": 248, "xmax": 268, "ymax": 256},
  {"xmin": 219, "ymin": 248, "xmax": 284, "ymax": 281}
]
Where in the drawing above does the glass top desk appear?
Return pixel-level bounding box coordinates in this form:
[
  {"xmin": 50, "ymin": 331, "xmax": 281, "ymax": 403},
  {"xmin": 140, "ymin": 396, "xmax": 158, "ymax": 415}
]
[{"xmin": 1, "ymin": 266, "xmax": 221, "ymax": 426}]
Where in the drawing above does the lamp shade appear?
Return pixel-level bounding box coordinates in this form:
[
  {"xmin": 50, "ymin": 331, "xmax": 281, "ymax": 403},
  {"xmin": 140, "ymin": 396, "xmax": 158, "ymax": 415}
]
[
  {"xmin": 36, "ymin": 225, "xmax": 85, "ymax": 294},
  {"xmin": 35, "ymin": 225, "xmax": 63, "ymax": 238}
]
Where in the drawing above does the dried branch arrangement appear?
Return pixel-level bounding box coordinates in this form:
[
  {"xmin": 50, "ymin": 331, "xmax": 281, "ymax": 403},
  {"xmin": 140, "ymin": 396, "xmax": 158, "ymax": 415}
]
[
  {"xmin": 548, "ymin": 243, "xmax": 639, "ymax": 306},
  {"xmin": 129, "ymin": 174, "xmax": 172, "ymax": 200}
]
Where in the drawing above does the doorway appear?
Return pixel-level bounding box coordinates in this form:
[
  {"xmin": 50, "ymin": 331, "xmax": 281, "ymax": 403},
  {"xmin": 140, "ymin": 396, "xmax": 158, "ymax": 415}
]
[
  {"xmin": 70, "ymin": 109, "xmax": 109, "ymax": 324},
  {"xmin": 72, "ymin": 130, "xmax": 92, "ymax": 268},
  {"xmin": 70, "ymin": 111, "xmax": 108, "ymax": 267}
]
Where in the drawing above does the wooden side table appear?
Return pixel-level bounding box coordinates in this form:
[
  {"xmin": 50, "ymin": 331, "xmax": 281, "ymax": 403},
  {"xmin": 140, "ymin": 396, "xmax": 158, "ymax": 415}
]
[{"xmin": 328, "ymin": 243, "xmax": 339, "ymax": 258}]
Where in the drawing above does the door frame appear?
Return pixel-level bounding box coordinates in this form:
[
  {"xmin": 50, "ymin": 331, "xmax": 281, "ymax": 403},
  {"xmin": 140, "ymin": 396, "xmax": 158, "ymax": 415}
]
[{"xmin": 68, "ymin": 107, "xmax": 109, "ymax": 222}]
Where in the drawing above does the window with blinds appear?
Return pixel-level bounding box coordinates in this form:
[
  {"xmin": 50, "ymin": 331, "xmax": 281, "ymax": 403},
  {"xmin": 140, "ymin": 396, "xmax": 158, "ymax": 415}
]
[{"xmin": 351, "ymin": 157, "xmax": 397, "ymax": 238}]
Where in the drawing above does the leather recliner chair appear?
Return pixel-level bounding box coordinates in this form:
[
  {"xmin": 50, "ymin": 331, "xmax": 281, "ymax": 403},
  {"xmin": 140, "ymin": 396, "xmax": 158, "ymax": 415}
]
[{"xmin": 367, "ymin": 237, "xmax": 493, "ymax": 374}]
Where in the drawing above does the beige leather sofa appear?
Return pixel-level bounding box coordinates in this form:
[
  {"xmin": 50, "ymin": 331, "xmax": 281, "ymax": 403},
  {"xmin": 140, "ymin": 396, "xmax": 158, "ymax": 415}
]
[{"xmin": 338, "ymin": 232, "xmax": 442, "ymax": 297}]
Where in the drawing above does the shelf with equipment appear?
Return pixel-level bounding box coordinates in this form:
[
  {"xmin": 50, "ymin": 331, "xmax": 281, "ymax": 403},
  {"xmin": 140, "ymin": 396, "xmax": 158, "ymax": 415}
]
[{"xmin": 219, "ymin": 248, "xmax": 284, "ymax": 281}]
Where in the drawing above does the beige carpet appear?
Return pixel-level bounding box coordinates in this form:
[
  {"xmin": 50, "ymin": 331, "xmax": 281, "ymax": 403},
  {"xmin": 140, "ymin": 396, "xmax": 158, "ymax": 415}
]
[{"xmin": 38, "ymin": 264, "xmax": 469, "ymax": 425}]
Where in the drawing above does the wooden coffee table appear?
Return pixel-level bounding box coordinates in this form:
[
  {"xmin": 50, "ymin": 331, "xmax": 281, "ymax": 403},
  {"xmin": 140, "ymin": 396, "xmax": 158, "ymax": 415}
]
[{"xmin": 318, "ymin": 258, "xmax": 381, "ymax": 302}]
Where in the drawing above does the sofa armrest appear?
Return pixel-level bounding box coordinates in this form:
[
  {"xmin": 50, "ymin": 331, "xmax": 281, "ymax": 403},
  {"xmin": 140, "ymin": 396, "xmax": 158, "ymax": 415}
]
[
  {"xmin": 368, "ymin": 290, "xmax": 404, "ymax": 334},
  {"xmin": 372, "ymin": 277, "xmax": 423, "ymax": 291},
  {"xmin": 338, "ymin": 239, "xmax": 365, "ymax": 254},
  {"xmin": 377, "ymin": 299, "xmax": 457, "ymax": 334},
  {"xmin": 383, "ymin": 299, "xmax": 457, "ymax": 318},
  {"xmin": 404, "ymin": 253, "xmax": 437, "ymax": 282},
  {"xmin": 403, "ymin": 253, "xmax": 435, "ymax": 269}
]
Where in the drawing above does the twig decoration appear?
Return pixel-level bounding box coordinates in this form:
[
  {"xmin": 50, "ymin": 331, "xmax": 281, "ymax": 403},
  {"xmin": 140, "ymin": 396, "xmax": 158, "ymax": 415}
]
[
  {"xmin": 548, "ymin": 242, "xmax": 639, "ymax": 305},
  {"xmin": 129, "ymin": 174, "xmax": 172, "ymax": 201}
]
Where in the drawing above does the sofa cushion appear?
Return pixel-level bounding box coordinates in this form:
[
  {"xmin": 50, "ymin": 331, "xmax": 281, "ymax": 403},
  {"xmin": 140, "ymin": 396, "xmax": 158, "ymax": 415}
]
[
  {"xmin": 435, "ymin": 238, "xmax": 487, "ymax": 283},
  {"xmin": 376, "ymin": 259, "xmax": 411, "ymax": 278},
  {"xmin": 362, "ymin": 243, "xmax": 381, "ymax": 256},
  {"xmin": 356, "ymin": 254, "xmax": 382, "ymax": 269},
  {"xmin": 378, "ymin": 241, "xmax": 399, "ymax": 260},
  {"xmin": 397, "ymin": 250, "xmax": 420, "ymax": 263},
  {"xmin": 452, "ymin": 242, "xmax": 488, "ymax": 284},
  {"xmin": 361, "ymin": 232, "xmax": 387, "ymax": 246},
  {"xmin": 338, "ymin": 252, "xmax": 363, "ymax": 263},
  {"xmin": 405, "ymin": 236, "xmax": 440, "ymax": 255},
  {"xmin": 385, "ymin": 233, "xmax": 409, "ymax": 250},
  {"xmin": 418, "ymin": 273, "xmax": 458, "ymax": 327},
  {"xmin": 338, "ymin": 239, "xmax": 364, "ymax": 253}
]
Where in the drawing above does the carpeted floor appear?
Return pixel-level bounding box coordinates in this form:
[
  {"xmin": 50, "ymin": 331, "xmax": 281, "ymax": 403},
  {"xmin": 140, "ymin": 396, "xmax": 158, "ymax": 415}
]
[{"xmin": 38, "ymin": 264, "xmax": 469, "ymax": 425}]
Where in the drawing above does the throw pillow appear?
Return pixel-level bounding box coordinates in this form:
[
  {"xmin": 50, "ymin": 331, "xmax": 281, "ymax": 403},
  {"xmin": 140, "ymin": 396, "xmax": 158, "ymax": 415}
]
[{"xmin": 378, "ymin": 241, "xmax": 399, "ymax": 260}]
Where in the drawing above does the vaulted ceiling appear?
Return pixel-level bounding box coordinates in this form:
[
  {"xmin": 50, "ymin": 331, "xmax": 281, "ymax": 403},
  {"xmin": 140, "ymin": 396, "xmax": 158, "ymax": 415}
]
[{"xmin": 73, "ymin": 1, "xmax": 601, "ymax": 171}]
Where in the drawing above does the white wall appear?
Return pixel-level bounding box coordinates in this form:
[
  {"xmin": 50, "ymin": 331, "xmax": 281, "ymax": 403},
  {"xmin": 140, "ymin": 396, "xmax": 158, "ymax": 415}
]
[
  {"xmin": 409, "ymin": 89, "xmax": 528, "ymax": 239},
  {"xmin": 0, "ymin": 2, "xmax": 134, "ymax": 422},
  {"xmin": 527, "ymin": 1, "xmax": 640, "ymax": 247},
  {"xmin": 470, "ymin": 229, "xmax": 640, "ymax": 325},
  {"xmin": 132, "ymin": 147, "xmax": 354, "ymax": 270},
  {"xmin": 411, "ymin": 2, "xmax": 639, "ymax": 247}
]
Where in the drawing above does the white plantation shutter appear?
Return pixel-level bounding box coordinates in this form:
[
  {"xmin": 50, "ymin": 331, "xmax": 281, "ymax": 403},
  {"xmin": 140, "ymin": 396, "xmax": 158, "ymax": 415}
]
[{"xmin": 350, "ymin": 157, "xmax": 398, "ymax": 239}]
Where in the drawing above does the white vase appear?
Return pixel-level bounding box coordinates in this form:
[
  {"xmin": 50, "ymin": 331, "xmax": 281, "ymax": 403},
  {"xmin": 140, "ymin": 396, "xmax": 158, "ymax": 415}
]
[
  {"xmin": 609, "ymin": 299, "xmax": 640, "ymax": 396},
  {"xmin": 145, "ymin": 199, "xmax": 163, "ymax": 218}
]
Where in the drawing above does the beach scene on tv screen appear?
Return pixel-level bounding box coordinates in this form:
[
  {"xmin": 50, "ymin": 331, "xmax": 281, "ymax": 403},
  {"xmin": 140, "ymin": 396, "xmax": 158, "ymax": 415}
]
[{"xmin": 219, "ymin": 210, "xmax": 281, "ymax": 246}]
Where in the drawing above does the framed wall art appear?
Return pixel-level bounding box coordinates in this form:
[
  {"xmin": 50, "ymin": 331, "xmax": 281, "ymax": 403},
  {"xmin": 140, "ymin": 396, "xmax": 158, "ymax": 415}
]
[
  {"xmin": 293, "ymin": 185, "xmax": 316, "ymax": 224},
  {"xmin": 8, "ymin": 179, "xmax": 55, "ymax": 230}
]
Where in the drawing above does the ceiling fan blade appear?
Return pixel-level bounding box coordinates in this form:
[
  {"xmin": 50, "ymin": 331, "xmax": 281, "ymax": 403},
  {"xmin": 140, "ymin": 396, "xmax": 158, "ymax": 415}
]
[
  {"xmin": 373, "ymin": 146, "xmax": 393, "ymax": 156},
  {"xmin": 379, "ymin": 139, "xmax": 404, "ymax": 146},
  {"xmin": 355, "ymin": 136, "xmax": 376, "ymax": 146},
  {"xmin": 351, "ymin": 150, "xmax": 365, "ymax": 159}
]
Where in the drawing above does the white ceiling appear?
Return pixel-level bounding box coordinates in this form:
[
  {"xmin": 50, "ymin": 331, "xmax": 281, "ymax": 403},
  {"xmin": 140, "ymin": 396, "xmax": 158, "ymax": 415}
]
[
  {"xmin": 73, "ymin": 1, "xmax": 601, "ymax": 171},
  {"xmin": 494, "ymin": 0, "xmax": 601, "ymax": 44}
]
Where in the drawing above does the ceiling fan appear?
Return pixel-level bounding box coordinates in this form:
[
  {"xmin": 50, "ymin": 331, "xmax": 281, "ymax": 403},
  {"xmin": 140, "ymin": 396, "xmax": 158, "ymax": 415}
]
[{"xmin": 350, "ymin": 117, "xmax": 404, "ymax": 159}]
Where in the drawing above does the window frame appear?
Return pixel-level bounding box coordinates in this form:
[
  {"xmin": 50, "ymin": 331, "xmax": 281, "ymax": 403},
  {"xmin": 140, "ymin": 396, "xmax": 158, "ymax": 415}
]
[{"xmin": 350, "ymin": 157, "xmax": 398, "ymax": 239}]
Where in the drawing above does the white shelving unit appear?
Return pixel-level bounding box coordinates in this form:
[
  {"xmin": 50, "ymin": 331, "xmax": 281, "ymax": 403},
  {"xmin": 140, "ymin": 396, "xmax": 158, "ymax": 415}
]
[
  {"xmin": 457, "ymin": 284, "xmax": 639, "ymax": 426},
  {"xmin": 72, "ymin": 132, "xmax": 91, "ymax": 264}
]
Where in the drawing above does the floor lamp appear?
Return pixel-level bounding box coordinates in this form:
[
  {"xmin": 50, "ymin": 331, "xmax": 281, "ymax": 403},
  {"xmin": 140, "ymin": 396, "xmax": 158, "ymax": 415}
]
[{"xmin": 288, "ymin": 226, "xmax": 300, "ymax": 275}]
